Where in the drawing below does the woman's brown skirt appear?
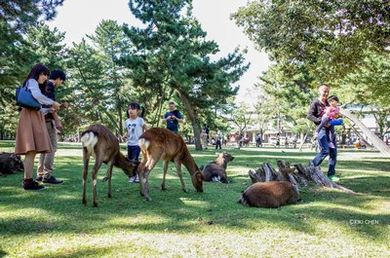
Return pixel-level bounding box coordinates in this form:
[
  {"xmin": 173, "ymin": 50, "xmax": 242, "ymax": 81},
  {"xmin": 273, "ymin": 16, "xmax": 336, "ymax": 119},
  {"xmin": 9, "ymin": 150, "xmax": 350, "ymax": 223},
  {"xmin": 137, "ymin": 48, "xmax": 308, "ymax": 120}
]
[{"xmin": 15, "ymin": 108, "xmax": 52, "ymax": 155}]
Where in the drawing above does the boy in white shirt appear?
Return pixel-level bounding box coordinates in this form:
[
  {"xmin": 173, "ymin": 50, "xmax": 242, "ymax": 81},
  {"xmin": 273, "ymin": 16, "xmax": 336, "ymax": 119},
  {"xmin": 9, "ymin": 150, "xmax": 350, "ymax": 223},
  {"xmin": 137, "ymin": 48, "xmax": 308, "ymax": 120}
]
[{"xmin": 125, "ymin": 102, "xmax": 147, "ymax": 183}]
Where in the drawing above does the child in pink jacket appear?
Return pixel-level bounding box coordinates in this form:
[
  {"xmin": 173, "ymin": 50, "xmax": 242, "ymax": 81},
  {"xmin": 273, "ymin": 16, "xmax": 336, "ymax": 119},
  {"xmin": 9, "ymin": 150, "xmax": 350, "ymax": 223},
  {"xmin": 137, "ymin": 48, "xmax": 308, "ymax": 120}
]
[{"xmin": 315, "ymin": 95, "xmax": 343, "ymax": 148}]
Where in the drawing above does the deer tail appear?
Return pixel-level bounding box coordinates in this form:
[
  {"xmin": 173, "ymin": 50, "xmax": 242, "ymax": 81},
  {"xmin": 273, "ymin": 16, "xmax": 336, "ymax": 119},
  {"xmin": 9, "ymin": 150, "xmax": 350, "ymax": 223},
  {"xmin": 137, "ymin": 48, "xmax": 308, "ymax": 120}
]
[
  {"xmin": 138, "ymin": 138, "xmax": 150, "ymax": 151},
  {"xmin": 80, "ymin": 131, "xmax": 98, "ymax": 155}
]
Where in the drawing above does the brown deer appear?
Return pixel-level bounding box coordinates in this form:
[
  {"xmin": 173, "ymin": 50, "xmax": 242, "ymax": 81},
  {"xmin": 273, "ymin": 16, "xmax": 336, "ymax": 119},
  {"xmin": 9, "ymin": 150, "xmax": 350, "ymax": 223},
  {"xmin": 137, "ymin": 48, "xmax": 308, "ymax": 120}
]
[
  {"xmin": 201, "ymin": 152, "xmax": 234, "ymax": 183},
  {"xmin": 239, "ymin": 181, "xmax": 300, "ymax": 208},
  {"xmin": 0, "ymin": 152, "xmax": 24, "ymax": 175},
  {"xmin": 137, "ymin": 128, "xmax": 203, "ymax": 201},
  {"xmin": 80, "ymin": 124, "xmax": 139, "ymax": 207}
]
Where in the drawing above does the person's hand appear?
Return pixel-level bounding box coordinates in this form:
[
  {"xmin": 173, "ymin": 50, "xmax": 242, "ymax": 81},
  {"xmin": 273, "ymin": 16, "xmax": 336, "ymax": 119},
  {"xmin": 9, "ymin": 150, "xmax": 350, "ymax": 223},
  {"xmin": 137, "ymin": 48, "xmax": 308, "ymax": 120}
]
[
  {"xmin": 55, "ymin": 120, "xmax": 63, "ymax": 131},
  {"xmin": 52, "ymin": 102, "xmax": 61, "ymax": 110},
  {"xmin": 60, "ymin": 102, "xmax": 69, "ymax": 109},
  {"xmin": 171, "ymin": 115, "xmax": 177, "ymax": 120}
]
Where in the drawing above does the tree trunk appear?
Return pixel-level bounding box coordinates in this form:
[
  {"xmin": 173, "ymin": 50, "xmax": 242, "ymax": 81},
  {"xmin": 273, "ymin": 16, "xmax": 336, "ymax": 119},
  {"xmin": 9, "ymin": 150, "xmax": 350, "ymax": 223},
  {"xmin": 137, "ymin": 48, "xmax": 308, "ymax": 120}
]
[
  {"xmin": 340, "ymin": 108, "xmax": 390, "ymax": 157},
  {"xmin": 176, "ymin": 90, "xmax": 202, "ymax": 150},
  {"xmin": 248, "ymin": 160, "xmax": 355, "ymax": 194},
  {"xmin": 117, "ymin": 99, "xmax": 123, "ymax": 136},
  {"xmin": 298, "ymin": 133, "xmax": 307, "ymax": 152}
]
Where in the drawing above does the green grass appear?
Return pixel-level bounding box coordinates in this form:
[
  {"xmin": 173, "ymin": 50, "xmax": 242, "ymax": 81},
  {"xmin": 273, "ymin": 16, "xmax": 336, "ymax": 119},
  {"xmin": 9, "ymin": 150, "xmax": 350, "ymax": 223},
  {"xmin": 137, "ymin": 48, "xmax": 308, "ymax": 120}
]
[{"xmin": 1, "ymin": 141, "xmax": 389, "ymax": 257}]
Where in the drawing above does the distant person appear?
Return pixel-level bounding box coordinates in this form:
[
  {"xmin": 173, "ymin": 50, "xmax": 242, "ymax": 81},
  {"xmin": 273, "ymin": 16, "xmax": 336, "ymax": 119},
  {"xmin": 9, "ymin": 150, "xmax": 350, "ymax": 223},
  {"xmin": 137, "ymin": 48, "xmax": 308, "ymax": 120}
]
[
  {"xmin": 255, "ymin": 133, "xmax": 262, "ymax": 147},
  {"xmin": 36, "ymin": 69, "xmax": 67, "ymax": 184},
  {"xmin": 215, "ymin": 129, "xmax": 222, "ymax": 150},
  {"xmin": 163, "ymin": 101, "xmax": 183, "ymax": 134},
  {"xmin": 276, "ymin": 133, "xmax": 280, "ymax": 147},
  {"xmin": 201, "ymin": 127, "xmax": 208, "ymax": 150},
  {"xmin": 204, "ymin": 124, "xmax": 210, "ymax": 143},
  {"xmin": 15, "ymin": 64, "xmax": 61, "ymax": 190},
  {"xmin": 125, "ymin": 102, "xmax": 147, "ymax": 183},
  {"xmin": 307, "ymin": 84, "xmax": 339, "ymax": 182}
]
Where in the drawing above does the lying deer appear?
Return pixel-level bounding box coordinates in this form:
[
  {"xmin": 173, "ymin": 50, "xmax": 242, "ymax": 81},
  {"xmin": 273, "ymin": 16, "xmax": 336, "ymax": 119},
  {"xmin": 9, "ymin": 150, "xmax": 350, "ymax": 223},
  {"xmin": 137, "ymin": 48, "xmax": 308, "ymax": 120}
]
[
  {"xmin": 239, "ymin": 181, "xmax": 300, "ymax": 208},
  {"xmin": 201, "ymin": 152, "xmax": 234, "ymax": 183},
  {"xmin": 0, "ymin": 152, "xmax": 24, "ymax": 175},
  {"xmin": 80, "ymin": 124, "xmax": 139, "ymax": 207},
  {"xmin": 137, "ymin": 128, "xmax": 203, "ymax": 201}
]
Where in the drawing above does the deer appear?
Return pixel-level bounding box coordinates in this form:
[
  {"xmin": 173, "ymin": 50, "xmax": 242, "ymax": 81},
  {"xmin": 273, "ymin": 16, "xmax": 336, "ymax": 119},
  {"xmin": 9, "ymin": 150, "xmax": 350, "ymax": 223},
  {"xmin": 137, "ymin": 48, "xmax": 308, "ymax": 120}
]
[
  {"xmin": 137, "ymin": 128, "xmax": 204, "ymax": 201},
  {"xmin": 0, "ymin": 152, "xmax": 24, "ymax": 175},
  {"xmin": 80, "ymin": 124, "xmax": 139, "ymax": 207},
  {"xmin": 201, "ymin": 152, "xmax": 234, "ymax": 183},
  {"xmin": 239, "ymin": 181, "xmax": 300, "ymax": 208}
]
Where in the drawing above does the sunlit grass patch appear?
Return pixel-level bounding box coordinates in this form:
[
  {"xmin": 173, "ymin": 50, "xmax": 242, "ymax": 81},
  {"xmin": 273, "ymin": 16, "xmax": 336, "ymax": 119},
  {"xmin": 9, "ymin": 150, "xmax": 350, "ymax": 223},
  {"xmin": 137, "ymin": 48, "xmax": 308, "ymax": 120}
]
[{"xmin": 1, "ymin": 142, "xmax": 389, "ymax": 257}]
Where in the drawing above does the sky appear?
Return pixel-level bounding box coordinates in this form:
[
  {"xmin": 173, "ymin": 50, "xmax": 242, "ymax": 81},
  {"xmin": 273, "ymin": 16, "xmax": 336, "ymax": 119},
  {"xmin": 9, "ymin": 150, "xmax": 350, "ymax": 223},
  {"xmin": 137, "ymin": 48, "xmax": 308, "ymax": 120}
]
[{"xmin": 48, "ymin": 0, "xmax": 271, "ymax": 106}]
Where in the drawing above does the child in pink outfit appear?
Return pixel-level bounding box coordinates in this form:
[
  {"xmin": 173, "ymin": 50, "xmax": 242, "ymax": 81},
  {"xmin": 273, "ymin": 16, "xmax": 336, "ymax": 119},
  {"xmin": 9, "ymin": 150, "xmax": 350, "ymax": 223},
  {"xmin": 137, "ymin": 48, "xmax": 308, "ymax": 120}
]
[{"xmin": 315, "ymin": 95, "xmax": 343, "ymax": 148}]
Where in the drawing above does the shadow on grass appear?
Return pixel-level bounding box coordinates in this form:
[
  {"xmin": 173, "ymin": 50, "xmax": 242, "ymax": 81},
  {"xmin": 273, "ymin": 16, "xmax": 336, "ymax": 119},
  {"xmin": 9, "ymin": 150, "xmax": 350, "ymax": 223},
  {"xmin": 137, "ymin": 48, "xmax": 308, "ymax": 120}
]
[
  {"xmin": 1, "ymin": 171, "xmax": 388, "ymax": 242},
  {"xmin": 31, "ymin": 244, "xmax": 152, "ymax": 258}
]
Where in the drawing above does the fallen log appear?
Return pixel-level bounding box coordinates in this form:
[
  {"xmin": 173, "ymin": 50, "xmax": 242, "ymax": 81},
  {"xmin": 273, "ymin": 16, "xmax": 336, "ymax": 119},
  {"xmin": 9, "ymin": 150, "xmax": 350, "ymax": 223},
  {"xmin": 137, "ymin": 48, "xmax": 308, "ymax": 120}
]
[{"xmin": 248, "ymin": 160, "xmax": 355, "ymax": 194}]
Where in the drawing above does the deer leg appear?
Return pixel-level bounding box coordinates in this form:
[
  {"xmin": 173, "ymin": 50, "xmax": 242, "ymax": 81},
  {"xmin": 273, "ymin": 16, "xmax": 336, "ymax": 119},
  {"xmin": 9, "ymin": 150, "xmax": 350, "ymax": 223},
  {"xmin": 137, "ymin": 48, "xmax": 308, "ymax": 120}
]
[
  {"xmin": 161, "ymin": 160, "xmax": 169, "ymax": 191},
  {"xmin": 82, "ymin": 148, "xmax": 89, "ymax": 206},
  {"xmin": 91, "ymin": 160, "xmax": 103, "ymax": 207},
  {"xmin": 175, "ymin": 161, "xmax": 187, "ymax": 193},
  {"xmin": 106, "ymin": 162, "xmax": 114, "ymax": 198},
  {"xmin": 138, "ymin": 166, "xmax": 151, "ymax": 201},
  {"xmin": 139, "ymin": 157, "xmax": 159, "ymax": 201}
]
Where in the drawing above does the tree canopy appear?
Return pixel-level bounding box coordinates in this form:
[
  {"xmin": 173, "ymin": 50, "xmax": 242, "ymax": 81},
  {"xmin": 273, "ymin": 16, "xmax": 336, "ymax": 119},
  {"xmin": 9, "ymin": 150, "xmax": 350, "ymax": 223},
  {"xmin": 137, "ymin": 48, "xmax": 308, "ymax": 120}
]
[{"xmin": 121, "ymin": 0, "xmax": 249, "ymax": 149}]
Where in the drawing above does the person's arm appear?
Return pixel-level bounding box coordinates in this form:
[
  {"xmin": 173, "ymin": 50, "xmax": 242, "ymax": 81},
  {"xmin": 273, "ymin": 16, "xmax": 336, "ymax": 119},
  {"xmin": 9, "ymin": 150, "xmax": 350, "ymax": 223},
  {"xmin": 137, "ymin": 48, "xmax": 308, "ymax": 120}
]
[
  {"xmin": 172, "ymin": 111, "xmax": 184, "ymax": 123},
  {"xmin": 28, "ymin": 80, "xmax": 61, "ymax": 109},
  {"xmin": 122, "ymin": 121, "xmax": 128, "ymax": 140},
  {"xmin": 52, "ymin": 112, "xmax": 62, "ymax": 130},
  {"xmin": 162, "ymin": 113, "xmax": 169, "ymax": 122},
  {"xmin": 141, "ymin": 118, "xmax": 147, "ymax": 132},
  {"xmin": 307, "ymin": 101, "xmax": 321, "ymax": 125}
]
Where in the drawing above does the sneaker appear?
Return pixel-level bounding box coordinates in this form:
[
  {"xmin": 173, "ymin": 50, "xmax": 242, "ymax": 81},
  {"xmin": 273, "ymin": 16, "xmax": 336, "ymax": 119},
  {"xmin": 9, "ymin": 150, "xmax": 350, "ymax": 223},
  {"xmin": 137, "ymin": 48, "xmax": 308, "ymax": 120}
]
[
  {"xmin": 35, "ymin": 176, "xmax": 43, "ymax": 182},
  {"xmin": 128, "ymin": 175, "xmax": 140, "ymax": 183},
  {"xmin": 23, "ymin": 180, "xmax": 46, "ymax": 191},
  {"xmin": 42, "ymin": 176, "xmax": 64, "ymax": 184},
  {"xmin": 329, "ymin": 175, "xmax": 340, "ymax": 182}
]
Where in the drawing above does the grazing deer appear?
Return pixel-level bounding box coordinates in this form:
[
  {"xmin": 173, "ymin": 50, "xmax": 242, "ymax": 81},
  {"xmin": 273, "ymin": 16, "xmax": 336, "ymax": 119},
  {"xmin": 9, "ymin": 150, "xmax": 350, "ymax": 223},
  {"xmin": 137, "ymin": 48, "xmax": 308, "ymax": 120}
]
[
  {"xmin": 201, "ymin": 152, "xmax": 234, "ymax": 183},
  {"xmin": 80, "ymin": 124, "xmax": 139, "ymax": 207},
  {"xmin": 137, "ymin": 128, "xmax": 203, "ymax": 201},
  {"xmin": 239, "ymin": 181, "xmax": 300, "ymax": 208}
]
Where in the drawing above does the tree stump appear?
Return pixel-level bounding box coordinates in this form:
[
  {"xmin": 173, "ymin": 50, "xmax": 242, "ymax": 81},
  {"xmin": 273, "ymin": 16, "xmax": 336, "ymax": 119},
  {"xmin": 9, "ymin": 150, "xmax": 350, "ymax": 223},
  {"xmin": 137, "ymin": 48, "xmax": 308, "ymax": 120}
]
[{"xmin": 248, "ymin": 160, "xmax": 355, "ymax": 194}]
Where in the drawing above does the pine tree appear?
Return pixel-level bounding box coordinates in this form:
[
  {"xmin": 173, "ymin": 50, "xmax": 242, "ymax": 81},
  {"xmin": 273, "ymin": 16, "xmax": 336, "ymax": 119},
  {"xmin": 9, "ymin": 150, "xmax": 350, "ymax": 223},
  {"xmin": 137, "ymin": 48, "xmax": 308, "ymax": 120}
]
[{"xmin": 122, "ymin": 0, "xmax": 248, "ymax": 150}]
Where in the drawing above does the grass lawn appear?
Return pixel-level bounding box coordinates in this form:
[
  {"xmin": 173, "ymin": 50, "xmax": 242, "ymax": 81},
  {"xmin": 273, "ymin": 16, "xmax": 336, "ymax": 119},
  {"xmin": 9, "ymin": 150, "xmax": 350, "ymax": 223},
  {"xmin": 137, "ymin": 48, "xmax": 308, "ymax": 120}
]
[{"xmin": 1, "ymin": 141, "xmax": 389, "ymax": 257}]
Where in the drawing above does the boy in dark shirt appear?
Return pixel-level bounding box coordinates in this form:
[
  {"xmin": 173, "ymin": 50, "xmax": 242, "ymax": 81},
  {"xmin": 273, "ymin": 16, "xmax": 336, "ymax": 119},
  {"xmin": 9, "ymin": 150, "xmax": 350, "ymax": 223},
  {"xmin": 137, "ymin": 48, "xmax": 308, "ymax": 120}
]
[{"xmin": 163, "ymin": 101, "xmax": 183, "ymax": 134}]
